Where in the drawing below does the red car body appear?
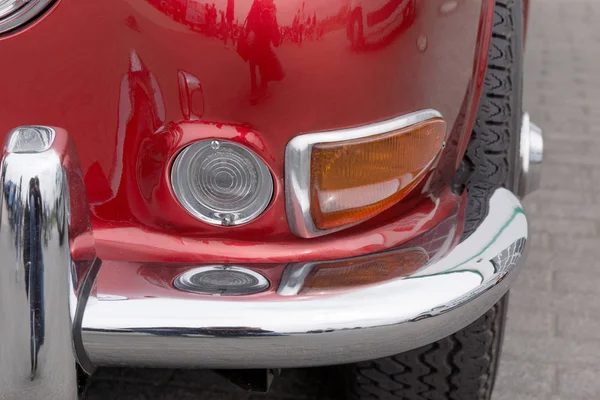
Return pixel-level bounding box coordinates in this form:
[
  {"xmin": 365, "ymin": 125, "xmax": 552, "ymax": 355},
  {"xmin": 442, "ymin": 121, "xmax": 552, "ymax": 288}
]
[{"xmin": 0, "ymin": 0, "xmax": 494, "ymax": 268}]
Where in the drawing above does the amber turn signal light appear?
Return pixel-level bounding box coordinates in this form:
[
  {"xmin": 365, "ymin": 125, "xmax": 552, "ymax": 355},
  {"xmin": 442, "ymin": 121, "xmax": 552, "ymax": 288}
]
[
  {"xmin": 299, "ymin": 248, "xmax": 429, "ymax": 295},
  {"xmin": 309, "ymin": 119, "xmax": 446, "ymax": 230},
  {"xmin": 286, "ymin": 110, "xmax": 445, "ymax": 238}
]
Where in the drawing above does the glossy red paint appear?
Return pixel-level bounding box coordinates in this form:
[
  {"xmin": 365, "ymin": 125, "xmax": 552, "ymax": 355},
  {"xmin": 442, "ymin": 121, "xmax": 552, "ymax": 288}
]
[
  {"xmin": 90, "ymin": 188, "xmax": 464, "ymax": 263},
  {"xmin": 0, "ymin": 0, "xmax": 493, "ymax": 263},
  {"xmin": 94, "ymin": 198, "xmax": 462, "ymax": 299},
  {"xmin": 96, "ymin": 260, "xmax": 288, "ymax": 301}
]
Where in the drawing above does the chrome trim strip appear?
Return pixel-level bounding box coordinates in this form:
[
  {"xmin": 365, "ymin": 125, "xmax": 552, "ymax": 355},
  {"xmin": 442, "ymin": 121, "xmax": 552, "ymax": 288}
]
[
  {"xmin": 0, "ymin": 129, "xmax": 78, "ymax": 398},
  {"xmin": 0, "ymin": 0, "xmax": 55, "ymax": 34},
  {"xmin": 72, "ymin": 257, "xmax": 102, "ymax": 375},
  {"xmin": 285, "ymin": 109, "xmax": 443, "ymax": 238},
  {"xmin": 276, "ymin": 263, "xmax": 315, "ymax": 296},
  {"xmin": 81, "ymin": 188, "xmax": 527, "ymax": 369}
]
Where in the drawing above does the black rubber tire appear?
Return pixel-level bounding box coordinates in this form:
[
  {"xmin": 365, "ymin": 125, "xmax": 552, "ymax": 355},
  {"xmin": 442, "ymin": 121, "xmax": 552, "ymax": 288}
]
[
  {"xmin": 463, "ymin": 0, "xmax": 524, "ymax": 238},
  {"xmin": 336, "ymin": 1, "xmax": 524, "ymax": 399},
  {"xmin": 337, "ymin": 295, "xmax": 509, "ymax": 400}
]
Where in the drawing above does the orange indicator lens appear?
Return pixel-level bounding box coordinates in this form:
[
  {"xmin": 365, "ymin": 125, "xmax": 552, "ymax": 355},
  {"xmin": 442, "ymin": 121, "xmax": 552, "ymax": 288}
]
[{"xmin": 309, "ymin": 119, "xmax": 446, "ymax": 230}]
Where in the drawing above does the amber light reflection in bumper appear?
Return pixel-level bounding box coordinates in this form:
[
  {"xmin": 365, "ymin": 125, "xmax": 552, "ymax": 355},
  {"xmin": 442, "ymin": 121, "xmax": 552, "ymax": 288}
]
[{"xmin": 300, "ymin": 248, "xmax": 430, "ymax": 295}]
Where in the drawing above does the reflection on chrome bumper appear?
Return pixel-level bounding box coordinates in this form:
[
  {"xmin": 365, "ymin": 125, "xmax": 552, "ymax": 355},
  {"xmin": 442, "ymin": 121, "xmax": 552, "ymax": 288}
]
[
  {"xmin": 0, "ymin": 127, "xmax": 97, "ymax": 399},
  {"xmin": 82, "ymin": 188, "xmax": 527, "ymax": 369},
  {"xmin": 0, "ymin": 127, "xmax": 529, "ymax": 399}
]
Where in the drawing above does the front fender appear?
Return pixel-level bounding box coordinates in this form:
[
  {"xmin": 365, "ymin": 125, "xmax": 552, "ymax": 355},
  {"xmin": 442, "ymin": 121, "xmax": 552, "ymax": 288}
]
[{"xmin": 0, "ymin": 0, "xmax": 495, "ymax": 262}]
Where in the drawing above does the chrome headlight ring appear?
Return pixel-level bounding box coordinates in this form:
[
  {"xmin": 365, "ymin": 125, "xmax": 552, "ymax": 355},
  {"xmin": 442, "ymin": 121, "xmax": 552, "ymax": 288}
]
[{"xmin": 0, "ymin": 0, "xmax": 55, "ymax": 34}]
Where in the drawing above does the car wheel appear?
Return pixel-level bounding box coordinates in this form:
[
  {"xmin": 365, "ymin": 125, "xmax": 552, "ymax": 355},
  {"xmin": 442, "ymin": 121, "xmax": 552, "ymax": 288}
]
[{"xmin": 335, "ymin": 0, "xmax": 524, "ymax": 399}]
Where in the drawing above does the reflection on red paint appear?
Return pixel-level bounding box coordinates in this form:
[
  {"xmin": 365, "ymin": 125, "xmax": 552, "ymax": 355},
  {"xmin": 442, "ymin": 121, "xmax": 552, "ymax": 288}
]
[
  {"xmin": 91, "ymin": 188, "xmax": 463, "ymax": 264},
  {"xmin": 239, "ymin": 0, "xmax": 284, "ymax": 104},
  {"xmin": 347, "ymin": 0, "xmax": 417, "ymax": 50},
  {"xmin": 89, "ymin": 50, "xmax": 167, "ymax": 225},
  {"xmin": 178, "ymin": 70, "xmax": 205, "ymax": 120},
  {"xmin": 95, "ymin": 199, "xmax": 461, "ymax": 301}
]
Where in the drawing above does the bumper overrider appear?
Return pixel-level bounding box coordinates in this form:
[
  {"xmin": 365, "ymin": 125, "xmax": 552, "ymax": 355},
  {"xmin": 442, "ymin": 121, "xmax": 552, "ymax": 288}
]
[{"xmin": 0, "ymin": 119, "xmax": 542, "ymax": 399}]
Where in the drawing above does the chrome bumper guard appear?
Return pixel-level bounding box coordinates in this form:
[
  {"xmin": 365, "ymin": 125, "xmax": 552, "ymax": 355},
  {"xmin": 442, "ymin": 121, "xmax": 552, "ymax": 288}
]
[{"xmin": 0, "ymin": 126, "xmax": 537, "ymax": 399}]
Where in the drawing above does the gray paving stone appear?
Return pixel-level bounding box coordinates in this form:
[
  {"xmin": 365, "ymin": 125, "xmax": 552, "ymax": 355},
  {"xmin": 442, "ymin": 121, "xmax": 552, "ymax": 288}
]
[
  {"xmin": 554, "ymin": 270, "xmax": 600, "ymax": 294},
  {"xmin": 535, "ymin": 164, "xmax": 592, "ymax": 192},
  {"xmin": 526, "ymin": 189, "xmax": 593, "ymax": 206},
  {"xmin": 505, "ymin": 307, "xmax": 555, "ymax": 337},
  {"xmin": 503, "ymin": 333, "xmax": 600, "ymax": 366},
  {"xmin": 529, "ymin": 216, "xmax": 598, "ymax": 237},
  {"xmin": 493, "ymin": 394, "xmax": 561, "ymax": 400},
  {"xmin": 558, "ymin": 367, "xmax": 600, "ymax": 398},
  {"xmin": 512, "ymin": 288, "xmax": 600, "ymax": 320},
  {"xmin": 543, "ymin": 253, "xmax": 600, "ymax": 273},
  {"xmin": 498, "ymin": 5, "xmax": 600, "ymax": 398},
  {"xmin": 557, "ymin": 314, "xmax": 600, "ymax": 341},
  {"xmin": 527, "ymin": 203, "xmax": 600, "ymax": 222},
  {"xmin": 548, "ymin": 235, "xmax": 600, "ymax": 255},
  {"xmin": 545, "ymin": 152, "xmax": 600, "ymax": 168},
  {"xmin": 495, "ymin": 360, "xmax": 557, "ymax": 396},
  {"xmin": 511, "ymin": 265, "xmax": 553, "ymax": 292}
]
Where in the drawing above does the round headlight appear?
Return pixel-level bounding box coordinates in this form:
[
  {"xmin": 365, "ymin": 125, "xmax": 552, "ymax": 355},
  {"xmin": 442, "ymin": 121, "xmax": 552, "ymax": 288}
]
[
  {"xmin": 171, "ymin": 139, "xmax": 273, "ymax": 226},
  {"xmin": 0, "ymin": 0, "xmax": 54, "ymax": 34}
]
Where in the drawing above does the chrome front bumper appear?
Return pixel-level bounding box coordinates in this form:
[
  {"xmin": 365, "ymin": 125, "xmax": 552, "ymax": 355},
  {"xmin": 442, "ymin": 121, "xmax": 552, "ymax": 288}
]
[{"xmin": 0, "ymin": 125, "xmax": 538, "ymax": 399}]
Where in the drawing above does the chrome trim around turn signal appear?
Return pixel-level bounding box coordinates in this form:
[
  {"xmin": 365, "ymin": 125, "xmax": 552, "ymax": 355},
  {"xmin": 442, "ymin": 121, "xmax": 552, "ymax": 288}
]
[{"xmin": 285, "ymin": 109, "xmax": 443, "ymax": 238}]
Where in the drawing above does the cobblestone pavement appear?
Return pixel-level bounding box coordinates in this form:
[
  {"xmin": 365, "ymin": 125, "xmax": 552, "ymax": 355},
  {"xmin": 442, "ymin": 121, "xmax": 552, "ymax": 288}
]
[
  {"xmin": 493, "ymin": 1, "xmax": 600, "ymax": 399},
  {"xmin": 86, "ymin": 1, "xmax": 598, "ymax": 398}
]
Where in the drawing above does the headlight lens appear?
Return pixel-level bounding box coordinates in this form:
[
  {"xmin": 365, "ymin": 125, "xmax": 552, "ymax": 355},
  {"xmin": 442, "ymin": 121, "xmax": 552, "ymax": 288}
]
[{"xmin": 171, "ymin": 139, "xmax": 273, "ymax": 226}]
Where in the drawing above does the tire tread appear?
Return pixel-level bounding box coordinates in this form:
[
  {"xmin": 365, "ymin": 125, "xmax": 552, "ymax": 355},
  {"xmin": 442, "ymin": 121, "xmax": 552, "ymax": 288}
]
[{"xmin": 344, "ymin": 296, "xmax": 508, "ymax": 400}]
